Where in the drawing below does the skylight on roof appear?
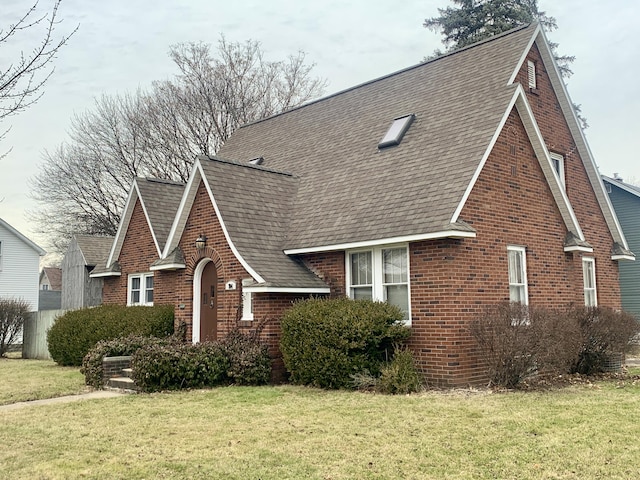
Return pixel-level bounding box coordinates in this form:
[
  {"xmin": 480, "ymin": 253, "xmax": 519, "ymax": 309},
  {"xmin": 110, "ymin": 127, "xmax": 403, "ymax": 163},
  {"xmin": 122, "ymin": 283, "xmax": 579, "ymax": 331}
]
[{"xmin": 378, "ymin": 114, "xmax": 415, "ymax": 149}]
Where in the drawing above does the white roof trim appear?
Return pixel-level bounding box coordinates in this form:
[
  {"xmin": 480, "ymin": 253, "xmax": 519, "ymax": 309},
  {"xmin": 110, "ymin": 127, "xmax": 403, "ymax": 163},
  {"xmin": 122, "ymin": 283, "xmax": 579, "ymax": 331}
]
[
  {"xmin": 612, "ymin": 254, "xmax": 635, "ymax": 262},
  {"xmin": 284, "ymin": 229, "xmax": 476, "ymax": 255},
  {"xmin": 89, "ymin": 271, "xmax": 121, "ymax": 278},
  {"xmin": 149, "ymin": 263, "xmax": 186, "ymax": 271},
  {"xmin": 105, "ymin": 182, "xmax": 138, "ymax": 268},
  {"xmin": 602, "ymin": 176, "xmax": 640, "ymax": 199},
  {"xmin": 513, "ymin": 87, "xmax": 586, "ymax": 240},
  {"xmin": 134, "ymin": 180, "xmax": 162, "ymax": 255},
  {"xmin": 244, "ymin": 286, "xmax": 331, "ymax": 294},
  {"xmin": 0, "ymin": 217, "xmax": 46, "ymax": 256},
  {"xmin": 507, "ymin": 23, "xmax": 542, "ymax": 86},
  {"xmin": 161, "ymin": 158, "xmax": 265, "ymax": 284},
  {"xmin": 564, "ymin": 246, "xmax": 594, "ymax": 253},
  {"xmin": 451, "ymin": 87, "xmax": 521, "ymax": 223},
  {"xmin": 531, "ymin": 29, "xmax": 630, "ymax": 251}
]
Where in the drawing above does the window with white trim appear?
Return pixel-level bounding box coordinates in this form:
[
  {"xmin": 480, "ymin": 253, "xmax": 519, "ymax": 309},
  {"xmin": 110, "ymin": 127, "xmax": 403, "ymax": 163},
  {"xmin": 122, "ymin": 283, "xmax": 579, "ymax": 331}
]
[
  {"xmin": 583, "ymin": 258, "xmax": 597, "ymax": 307},
  {"xmin": 550, "ymin": 152, "xmax": 565, "ymax": 188},
  {"xmin": 507, "ymin": 246, "xmax": 528, "ymax": 305},
  {"xmin": 527, "ymin": 60, "xmax": 536, "ymax": 89},
  {"xmin": 347, "ymin": 246, "xmax": 410, "ymax": 322},
  {"xmin": 241, "ymin": 278, "xmax": 254, "ymax": 321},
  {"xmin": 128, "ymin": 273, "xmax": 154, "ymax": 306}
]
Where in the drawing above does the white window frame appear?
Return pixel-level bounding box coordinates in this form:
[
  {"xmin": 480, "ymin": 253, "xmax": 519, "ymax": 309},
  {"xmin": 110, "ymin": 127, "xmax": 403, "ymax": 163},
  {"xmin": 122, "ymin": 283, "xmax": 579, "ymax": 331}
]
[
  {"xmin": 507, "ymin": 246, "xmax": 528, "ymax": 305},
  {"xmin": 128, "ymin": 272, "xmax": 154, "ymax": 306},
  {"xmin": 583, "ymin": 257, "xmax": 597, "ymax": 307},
  {"xmin": 527, "ymin": 60, "xmax": 537, "ymax": 89},
  {"xmin": 346, "ymin": 245, "xmax": 411, "ymax": 324},
  {"xmin": 550, "ymin": 152, "xmax": 565, "ymax": 189},
  {"xmin": 241, "ymin": 278, "xmax": 254, "ymax": 321}
]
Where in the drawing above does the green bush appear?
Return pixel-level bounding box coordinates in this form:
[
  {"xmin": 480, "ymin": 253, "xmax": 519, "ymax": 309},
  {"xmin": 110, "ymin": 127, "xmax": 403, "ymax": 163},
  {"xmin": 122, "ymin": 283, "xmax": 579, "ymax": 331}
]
[
  {"xmin": 130, "ymin": 342, "xmax": 229, "ymax": 392},
  {"xmin": 220, "ymin": 328, "xmax": 272, "ymax": 385},
  {"xmin": 47, "ymin": 304, "xmax": 174, "ymax": 366},
  {"xmin": 571, "ymin": 307, "xmax": 640, "ymax": 375},
  {"xmin": 280, "ymin": 297, "xmax": 410, "ymax": 389},
  {"xmin": 81, "ymin": 335, "xmax": 181, "ymax": 388},
  {"xmin": 376, "ymin": 347, "xmax": 423, "ymax": 394}
]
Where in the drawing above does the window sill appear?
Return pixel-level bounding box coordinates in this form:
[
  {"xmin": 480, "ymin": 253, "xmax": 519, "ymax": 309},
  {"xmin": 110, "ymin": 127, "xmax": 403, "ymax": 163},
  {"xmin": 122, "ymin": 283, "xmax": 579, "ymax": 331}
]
[{"xmin": 529, "ymin": 87, "xmax": 540, "ymax": 96}]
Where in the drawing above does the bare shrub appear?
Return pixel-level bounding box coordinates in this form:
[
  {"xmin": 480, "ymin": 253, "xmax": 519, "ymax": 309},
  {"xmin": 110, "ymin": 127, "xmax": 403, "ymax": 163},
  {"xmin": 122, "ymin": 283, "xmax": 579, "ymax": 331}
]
[
  {"xmin": 570, "ymin": 307, "xmax": 640, "ymax": 375},
  {"xmin": 470, "ymin": 302, "xmax": 537, "ymax": 388},
  {"xmin": 0, "ymin": 298, "xmax": 31, "ymax": 356}
]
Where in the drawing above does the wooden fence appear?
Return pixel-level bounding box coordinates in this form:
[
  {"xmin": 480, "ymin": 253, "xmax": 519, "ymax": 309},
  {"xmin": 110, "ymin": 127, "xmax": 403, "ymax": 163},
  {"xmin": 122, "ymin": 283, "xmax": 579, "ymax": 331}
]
[{"xmin": 22, "ymin": 309, "xmax": 66, "ymax": 360}]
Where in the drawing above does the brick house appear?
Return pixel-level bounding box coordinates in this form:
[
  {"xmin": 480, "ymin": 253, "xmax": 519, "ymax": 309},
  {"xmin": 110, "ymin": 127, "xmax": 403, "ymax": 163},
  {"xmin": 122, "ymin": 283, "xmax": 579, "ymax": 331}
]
[{"xmin": 92, "ymin": 24, "xmax": 633, "ymax": 386}]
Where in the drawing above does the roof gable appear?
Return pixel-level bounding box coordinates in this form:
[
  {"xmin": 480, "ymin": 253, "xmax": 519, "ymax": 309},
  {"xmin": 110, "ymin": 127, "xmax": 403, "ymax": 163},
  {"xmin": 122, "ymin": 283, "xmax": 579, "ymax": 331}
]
[
  {"xmin": 105, "ymin": 177, "xmax": 185, "ymax": 268},
  {"xmin": 218, "ymin": 25, "xmax": 537, "ymax": 251},
  {"xmin": 74, "ymin": 235, "xmax": 114, "ymax": 266},
  {"xmin": 0, "ymin": 218, "xmax": 46, "ymax": 256}
]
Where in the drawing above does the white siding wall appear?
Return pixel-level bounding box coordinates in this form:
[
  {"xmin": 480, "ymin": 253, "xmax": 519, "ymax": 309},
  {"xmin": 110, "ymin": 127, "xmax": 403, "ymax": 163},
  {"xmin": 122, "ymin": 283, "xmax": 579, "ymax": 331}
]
[{"xmin": 0, "ymin": 223, "xmax": 41, "ymax": 311}]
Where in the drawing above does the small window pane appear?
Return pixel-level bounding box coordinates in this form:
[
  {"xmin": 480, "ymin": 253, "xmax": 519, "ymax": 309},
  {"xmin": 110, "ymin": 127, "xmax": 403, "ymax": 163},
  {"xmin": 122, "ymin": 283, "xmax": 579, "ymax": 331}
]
[
  {"xmin": 352, "ymin": 286, "xmax": 372, "ymax": 300},
  {"xmin": 385, "ymin": 284, "xmax": 408, "ymax": 318},
  {"xmin": 351, "ymin": 251, "xmax": 372, "ymax": 286},
  {"xmin": 146, "ymin": 276, "xmax": 154, "ymax": 289},
  {"xmin": 131, "ymin": 277, "xmax": 140, "ymax": 290},
  {"xmin": 131, "ymin": 290, "xmax": 140, "ymax": 304},
  {"xmin": 383, "ymin": 248, "xmax": 407, "ymax": 283}
]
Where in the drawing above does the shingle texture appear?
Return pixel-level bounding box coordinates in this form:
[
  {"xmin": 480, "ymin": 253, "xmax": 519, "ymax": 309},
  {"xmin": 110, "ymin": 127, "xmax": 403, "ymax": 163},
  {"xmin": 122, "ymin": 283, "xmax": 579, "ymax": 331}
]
[
  {"xmin": 136, "ymin": 178, "xmax": 185, "ymax": 251},
  {"xmin": 75, "ymin": 235, "xmax": 114, "ymax": 267},
  {"xmin": 200, "ymin": 157, "xmax": 327, "ymax": 288},
  {"xmin": 217, "ymin": 24, "xmax": 536, "ymax": 250},
  {"xmin": 42, "ymin": 267, "xmax": 62, "ymax": 291}
]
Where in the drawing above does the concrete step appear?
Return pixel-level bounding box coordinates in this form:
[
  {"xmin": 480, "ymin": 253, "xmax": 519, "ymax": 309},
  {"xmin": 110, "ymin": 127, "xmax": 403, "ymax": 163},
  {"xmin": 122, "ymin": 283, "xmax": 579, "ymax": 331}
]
[
  {"xmin": 106, "ymin": 376, "xmax": 138, "ymax": 393},
  {"xmin": 121, "ymin": 368, "xmax": 133, "ymax": 378}
]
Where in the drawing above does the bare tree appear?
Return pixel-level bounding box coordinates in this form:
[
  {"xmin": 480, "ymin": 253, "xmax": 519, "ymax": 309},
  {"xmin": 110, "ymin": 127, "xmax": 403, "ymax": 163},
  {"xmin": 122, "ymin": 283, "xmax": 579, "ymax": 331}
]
[
  {"xmin": 1, "ymin": 0, "xmax": 77, "ymax": 145},
  {"xmin": 30, "ymin": 37, "xmax": 326, "ymax": 251}
]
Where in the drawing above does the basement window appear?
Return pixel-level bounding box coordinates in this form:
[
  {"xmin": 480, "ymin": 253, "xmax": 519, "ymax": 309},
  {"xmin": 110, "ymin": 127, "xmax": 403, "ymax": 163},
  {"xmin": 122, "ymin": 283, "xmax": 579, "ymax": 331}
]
[{"xmin": 378, "ymin": 114, "xmax": 415, "ymax": 149}]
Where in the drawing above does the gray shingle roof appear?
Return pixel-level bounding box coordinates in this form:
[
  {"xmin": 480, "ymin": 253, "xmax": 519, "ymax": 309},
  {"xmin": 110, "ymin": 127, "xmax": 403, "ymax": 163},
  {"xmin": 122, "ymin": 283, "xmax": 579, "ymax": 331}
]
[
  {"xmin": 136, "ymin": 178, "xmax": 185, "ymax": 251},
  {"xmin": 218, "ymin": 24, "xmax": 536, "ymax": 250},
  {"xmin": 199, "ymin": 156, "xmax": 328, "ymax": 289},
  {"xmin": 75, "ymin": 235, "xmax": 114, "ymax": 267}
]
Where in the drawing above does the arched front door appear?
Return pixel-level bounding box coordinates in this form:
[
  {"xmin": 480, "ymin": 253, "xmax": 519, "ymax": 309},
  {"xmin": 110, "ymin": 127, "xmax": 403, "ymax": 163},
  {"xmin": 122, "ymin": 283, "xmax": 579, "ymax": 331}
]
[{"xmin": 200, "ymin": 260, "xmax": 218, "ymax": 341}]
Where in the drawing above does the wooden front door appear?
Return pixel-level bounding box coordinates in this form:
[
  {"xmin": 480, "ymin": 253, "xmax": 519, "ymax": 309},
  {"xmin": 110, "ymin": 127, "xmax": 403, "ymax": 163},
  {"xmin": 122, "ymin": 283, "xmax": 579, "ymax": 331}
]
[{"xmin": 200, "ymin": 261, "xmax": 218, "ymax": 341}]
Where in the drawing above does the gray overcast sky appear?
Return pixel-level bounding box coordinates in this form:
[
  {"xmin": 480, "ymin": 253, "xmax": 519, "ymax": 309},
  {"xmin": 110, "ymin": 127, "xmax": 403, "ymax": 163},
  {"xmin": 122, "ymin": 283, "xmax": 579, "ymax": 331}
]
[{"xmin": 1, "ymin": 0, "xmax": 639, "ymax": 257}]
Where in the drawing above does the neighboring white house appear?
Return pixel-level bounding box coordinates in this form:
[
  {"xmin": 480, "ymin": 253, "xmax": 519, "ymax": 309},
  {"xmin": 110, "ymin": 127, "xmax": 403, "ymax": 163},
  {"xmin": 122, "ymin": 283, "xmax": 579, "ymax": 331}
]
[{"xmin": 0, "ymin": 218, "xmax": 46, "ymax": 311}]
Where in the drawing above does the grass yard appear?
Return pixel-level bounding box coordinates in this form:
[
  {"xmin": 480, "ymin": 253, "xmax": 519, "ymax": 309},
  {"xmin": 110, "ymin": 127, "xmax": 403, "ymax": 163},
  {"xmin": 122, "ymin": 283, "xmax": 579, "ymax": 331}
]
[
  {"xmin": 0, "ymin": 355, "xmax": 87, "ymax": 405},
  {"xmin": 2, "ymin": 372, "xmax": 640, "ymax": 479}
]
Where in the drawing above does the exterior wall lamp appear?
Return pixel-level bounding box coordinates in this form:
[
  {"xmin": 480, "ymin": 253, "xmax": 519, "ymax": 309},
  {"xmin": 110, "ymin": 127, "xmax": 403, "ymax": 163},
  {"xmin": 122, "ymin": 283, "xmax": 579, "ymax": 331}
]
[{"xmin": 195, "ymin": 234, "xmax": 207, "ymax": 250}]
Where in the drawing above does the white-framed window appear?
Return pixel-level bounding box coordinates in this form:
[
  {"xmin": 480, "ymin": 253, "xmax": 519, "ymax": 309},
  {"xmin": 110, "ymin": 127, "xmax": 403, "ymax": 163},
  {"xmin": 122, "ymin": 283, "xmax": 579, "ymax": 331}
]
[
  {"xmin": 241, "ymin": 278, "xmax": 254, "ymax": 321},
  {"xmin": 128, "ymin": 273, "xmax": 154, "ymax": 306},
  {"xmin": 550, "ymin": 152, "xmax": 565, "ymax": 188},
  {"xmin": 583, "ymin": 258, "xmax": 597, "ymax": 307},
  {"xmin": 527, "ymin": 60, "xmax": 537, "ymax": 89},
  {"xmin": 507, "ymin": 246, "xmax": 528, "ymax": 305},
  {"xmin": 347, "ymin": 246, "xmax": 410, "ymax": 323},
  {"xmin": 42, "ymin": 284, "xmax": 49, "ymax": 291}
]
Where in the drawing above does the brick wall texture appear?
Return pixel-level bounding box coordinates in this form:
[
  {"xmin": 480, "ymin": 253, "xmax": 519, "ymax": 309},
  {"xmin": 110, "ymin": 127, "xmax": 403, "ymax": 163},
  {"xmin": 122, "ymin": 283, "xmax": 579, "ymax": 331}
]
[{"xmin": 102, "ymin": 43, "xmax": 621, "ymax": 387}]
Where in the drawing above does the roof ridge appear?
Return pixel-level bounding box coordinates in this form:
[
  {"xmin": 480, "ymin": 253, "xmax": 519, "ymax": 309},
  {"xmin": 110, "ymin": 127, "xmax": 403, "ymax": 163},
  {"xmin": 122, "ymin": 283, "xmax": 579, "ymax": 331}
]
[
  {"xmin": 201, "ymin": 155, "xmax": 295, "ymax": 177},
  {"xmin": 239, "ymin": 23, "xmax": 534, "ymax": 129},
  {"xmin": 140, "ymin": 177, "xmax": 186, "ymax": 187}
]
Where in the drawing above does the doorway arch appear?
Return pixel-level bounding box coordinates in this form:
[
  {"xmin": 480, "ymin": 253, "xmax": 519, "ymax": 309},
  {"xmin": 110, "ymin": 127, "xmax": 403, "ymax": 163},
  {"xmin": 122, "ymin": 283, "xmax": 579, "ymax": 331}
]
[{"xmin": 192, "ymin": 258, "xmax": 218, "ymax": 343}]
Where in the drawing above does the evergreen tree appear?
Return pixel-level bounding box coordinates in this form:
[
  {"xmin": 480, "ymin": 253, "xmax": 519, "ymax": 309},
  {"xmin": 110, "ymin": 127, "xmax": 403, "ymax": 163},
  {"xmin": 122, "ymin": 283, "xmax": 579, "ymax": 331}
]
[{"xmin": 424, "ymin": 0, "xmax": 586, "ymax": 127}]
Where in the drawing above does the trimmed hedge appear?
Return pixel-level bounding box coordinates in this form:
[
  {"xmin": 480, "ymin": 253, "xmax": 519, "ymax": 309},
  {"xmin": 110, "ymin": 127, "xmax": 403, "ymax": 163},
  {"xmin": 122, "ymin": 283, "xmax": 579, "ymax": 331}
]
[
  {"xmin": 47, "ymin": 304, "xmax": 174, "ymax": 366},
  {"xmin": 131, "ymin": 342, "xmax": 229, "ymax": 392},
  {"xmin": 280, "ymin": 297, "xmax": 410, "ymax": 389}
]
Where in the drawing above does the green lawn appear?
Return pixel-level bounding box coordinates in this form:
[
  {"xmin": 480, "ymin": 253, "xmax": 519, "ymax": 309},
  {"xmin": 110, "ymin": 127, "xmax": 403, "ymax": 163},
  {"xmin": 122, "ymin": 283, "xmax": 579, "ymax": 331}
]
[
  {"xmin": 1, "ymin": 358, "xmax": 640, "ymax": 479},
  {"xmin": 0, "ymin": 356, "xmax": 87, "ymax": 405}
]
